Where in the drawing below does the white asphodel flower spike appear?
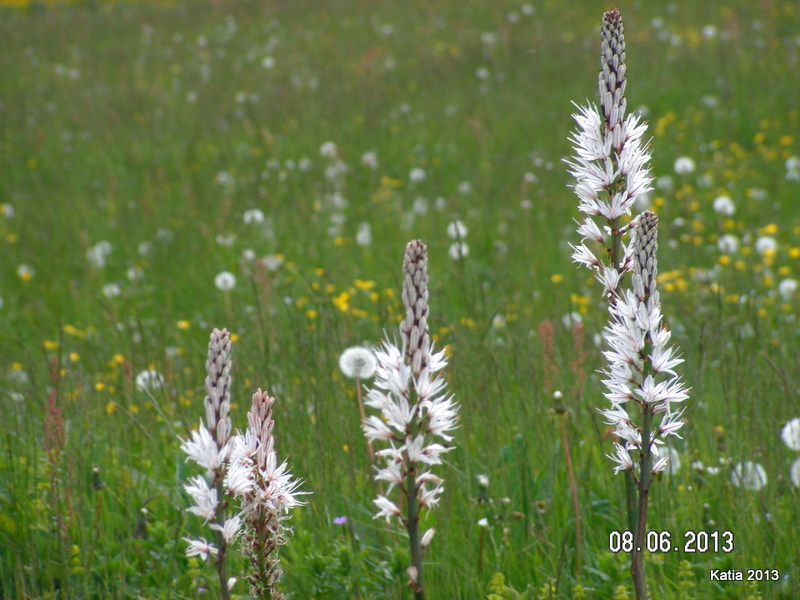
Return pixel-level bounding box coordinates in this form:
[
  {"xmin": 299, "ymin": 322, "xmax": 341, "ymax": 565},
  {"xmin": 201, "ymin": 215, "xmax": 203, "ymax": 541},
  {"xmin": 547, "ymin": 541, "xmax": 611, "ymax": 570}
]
[
  {"xmin": 179, "ymin": 328, "xmax": 236, "ymax": 600},
  {"xmin": 363, "ymin": 240, "xmax": 459, "ymax": 600},
  {"xmin": 226, "ymin": 389, "xmax": 307, "ymax": 600}
]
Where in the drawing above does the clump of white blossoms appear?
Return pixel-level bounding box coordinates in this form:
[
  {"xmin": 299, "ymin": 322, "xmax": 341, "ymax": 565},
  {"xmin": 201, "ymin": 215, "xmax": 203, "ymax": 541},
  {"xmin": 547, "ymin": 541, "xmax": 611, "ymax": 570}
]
[{"xmin": 363, "ymin": 240, "xmax": 458, "ymax": 600}]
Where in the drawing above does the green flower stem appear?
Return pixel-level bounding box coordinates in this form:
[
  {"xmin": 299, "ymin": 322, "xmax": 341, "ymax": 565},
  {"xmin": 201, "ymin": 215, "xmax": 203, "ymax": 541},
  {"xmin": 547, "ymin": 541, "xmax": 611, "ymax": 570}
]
[{"xmin": 631, "ymin": 405, "xmax": 653, "ymax": 600}]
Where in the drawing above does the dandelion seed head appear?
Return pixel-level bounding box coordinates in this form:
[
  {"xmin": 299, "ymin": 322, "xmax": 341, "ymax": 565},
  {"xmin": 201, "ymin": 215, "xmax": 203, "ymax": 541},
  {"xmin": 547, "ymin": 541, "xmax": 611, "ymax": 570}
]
[
  {"xmin": 243, "ymin": 208, "xmax": 265, "ymax": 224},
  {"xmin": 17, "ymin": 264, "xmax": 35, "ymax": 281},
  {"xmin": 356, "ymin": 222, "xmax": 373, "ymax": 247},
  {"xmin": 446, "ymin": 220, "xmax": 468, "ymax": 239},
  {"xmin": 361, "ymin": 151, "xmax": 378, "ymax": 169},
  {"xmin": 712, "ymin": 195, "xmax": 735, "ymax": 216},
  {"xmin": 448, "ymin": 241, "xmax": 469, "ymax": 260},
  {"xmin": 320, "ymin": 141, "xmax": 338, "ymax": 157},
  {"xmin": 780, "ymin": 417, "xmax": 800, "ymax": 451},
  {"xmin": 135, "ymin": 369, "xmax": 164, "ymax": 393},
  {"xmin": 730, "ymin": 461, "xmax": 767, "ymax": 491},
  {"xmin": 214, "ymin": 271, "xmax": 236, "ymax": 291},
  {"xmin": 778, "ymin": 279, "xmax": 798, "ymax": 300},
  {"xmin": 755, "ymin": 236, "xmax": 778, "ymax": 255},
  {"xmin": 409, "ymin": 167, "xmax": 426, "ymax": 183},
  {"xmin": 102, "ymin": 283, "xmax": 121, "ymax": 298},
  {"xmin": 261, "ymin": 255, "xmax": 284, "ymax": 271},
  {"xmin": 790, "ymin": 457, "xmax": 800, "ymax": 488},
  {"xmin": 339, "ymin": 346, "xmax": 378, "ymax": 379},
  {"xmin": 674, "ymin": 156, "xmax": 696, "ymax": 175},
  {"xmin": 717, "ymin": 234, "xmax": 739, "ymax": 254}
]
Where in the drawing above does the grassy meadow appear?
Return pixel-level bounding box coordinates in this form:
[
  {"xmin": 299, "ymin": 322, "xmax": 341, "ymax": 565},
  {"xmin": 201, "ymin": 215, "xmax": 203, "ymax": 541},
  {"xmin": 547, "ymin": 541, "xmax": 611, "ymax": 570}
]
[{"xmin": 2, "ymin": 0, "xmax": 800, "ymax": 597}]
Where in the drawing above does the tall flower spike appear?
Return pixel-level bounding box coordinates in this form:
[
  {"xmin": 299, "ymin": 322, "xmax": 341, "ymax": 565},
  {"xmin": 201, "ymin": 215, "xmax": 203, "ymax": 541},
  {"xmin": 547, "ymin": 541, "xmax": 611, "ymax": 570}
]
[
  {"xmin": 400, "ymin": 240, "xmax": 430, "ymax": 378},
  {"xmin": 182, "ymin": 327, "xmax": 236, "ymax": 600},
  {"xmin": 205, "ymin": 328, "xmax": 233, "ymax": 448},
  {"xmin": 567, "ymin": 8, "xmax": 652, "ymax": 298},
  {"xmin": 364, "ymin": 240, "xmax": 458, "ymax": 600},
  {"xmin": 227, "ymin": 389, "xmax": 306, "ymax": 600}
]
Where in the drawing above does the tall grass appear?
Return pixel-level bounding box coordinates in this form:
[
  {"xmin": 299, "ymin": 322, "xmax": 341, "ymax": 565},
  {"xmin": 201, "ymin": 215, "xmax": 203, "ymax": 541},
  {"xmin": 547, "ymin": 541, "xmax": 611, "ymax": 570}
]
[{"xmin": 1, "ymin": 1, "xmax": 799, "ymax": 598}]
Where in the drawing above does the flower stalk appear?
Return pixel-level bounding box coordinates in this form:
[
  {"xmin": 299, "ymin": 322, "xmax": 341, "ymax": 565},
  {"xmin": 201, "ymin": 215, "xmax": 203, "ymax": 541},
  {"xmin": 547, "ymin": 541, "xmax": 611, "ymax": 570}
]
[
  {"xmin": 363, "ymin": 240, "xmax": 458, "ymax": 599},
  {"xmin": 180, "ymin": 328, "xmax": 236, "ymax": 600},
  {"xmin": 601, "ymin": 212, "xmax": 689, "ymax": 600},
  {"xmin": 226, "ymin": 389, "xmax": 306, "ymax": 600}
]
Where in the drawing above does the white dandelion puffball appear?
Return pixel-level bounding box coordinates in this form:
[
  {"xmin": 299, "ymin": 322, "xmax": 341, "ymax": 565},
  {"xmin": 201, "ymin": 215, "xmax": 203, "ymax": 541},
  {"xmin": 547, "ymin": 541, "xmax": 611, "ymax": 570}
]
[
  {"xmin": 243, "ymin": 208, "xmax": 265, "ymax": 224},
  {"xmin": 356, "ymin": 222, "xmax": 373, "ymax": 247},
  {"xmin": 409, "ymin": 167, "xmax": 426, "ymax": 183},
  {"xmin": 781, "ymin": 418, "xmax": 800, "ymax": 451},
  {"xmin": 339, "ymin": 347, "xmax": 377, "ymax": 379},
  {"xmin": 320, "ymin": 141, "xmax": 337, "ymax": 158},
  {"xmin": 674, "ymin": 156, "xmax": 696, "ymax": 175},
  {"xmin": 666, "ymin": 446, "xmax": 682, "ymax": 474},
  {"xmin": 135, "ymin": 369, "xmax": 164, "ymax": 393},
  {"xmin": 790, "ymin": 457, "xmax": 800, "ymax": 488},
  {"xmin": 778, "ymin": 279, "xmax": 798, "ymax": 300},
  {"xmin": 717, "ymin": 234, "xmax": 739, "ymax": 254},
  {"xmin": 730, "ymin": 461, "xmax": 767, "ymax": 491},
  {"xmin": 446, "ymin": 220, "xmax": 468, "ymax": 240},
  {"xmin": 17, "ymin": 264, "xmax": 35, "ymax": 280},
  {"xmin": 448, "ymin": 241, "xmax": 469, "ymax": 260},
  {"xmin": 214, "ymin": 271, "xmax": 236, "ymax": 291},
  {"xmin": 712, "ymin": 195, "xmax": 735, "ymax": 216},
  {"xmin": 361, "ymin": 151, "xmax": 378, "ymax": 170},
  {"xmin": 102, "ymin": 283, "xmax": 121, "ymax": 298},
  {"xmin": 754, "ymin": 236, "xmax": 777, "ymax": 255},
  {"xmin": 261, "ymin": 255, "xmax": 284, "ymax": 271}
]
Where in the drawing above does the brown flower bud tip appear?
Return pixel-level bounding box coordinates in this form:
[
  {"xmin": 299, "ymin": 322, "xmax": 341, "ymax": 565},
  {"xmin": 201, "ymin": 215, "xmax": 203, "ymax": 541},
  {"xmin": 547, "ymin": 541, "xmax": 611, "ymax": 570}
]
[{"xmin": 400, "ymin": 240, "xmax": 430, "ymax": 377}]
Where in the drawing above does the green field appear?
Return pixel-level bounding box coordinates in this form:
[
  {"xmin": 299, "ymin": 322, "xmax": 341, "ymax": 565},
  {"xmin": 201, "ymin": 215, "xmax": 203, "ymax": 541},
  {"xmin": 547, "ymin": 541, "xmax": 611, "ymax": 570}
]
[{"xmin": 2, "ymin": 0, "xmax": 799, "ymax": 598}]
